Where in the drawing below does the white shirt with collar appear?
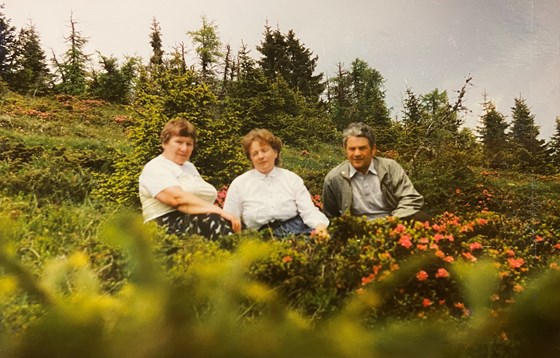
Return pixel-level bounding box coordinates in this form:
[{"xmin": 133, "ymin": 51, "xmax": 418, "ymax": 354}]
[
  {"xmin": 139, "ymin": 155, "xmax": 217, "ymax": 222},
  {"xmin": 349, "ymin": 161, "xmax": 392, "ymax": 219},
  {"xmin": 223, "ymin": 166, "xmax": 329, "ymax": 230}
]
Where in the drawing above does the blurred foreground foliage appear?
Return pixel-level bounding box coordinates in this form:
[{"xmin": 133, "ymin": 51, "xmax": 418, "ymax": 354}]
[{"xmin": 1, "ymin": 205, "xmax": 559, "ymax": 357}]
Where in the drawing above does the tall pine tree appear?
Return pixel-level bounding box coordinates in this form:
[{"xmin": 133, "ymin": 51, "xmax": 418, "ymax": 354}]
[
  {"xmin": 546, "ymin": 116, "xmax": 560, "ymax": 173},
  {"xmin": 509, "ymin": 96, "xmax": 547, "ymax": 172},
  {"xmin": 11, "ymin": 22, "xmax": 51, "ymax": 95},
  {"xmin": 187, "ymin": 16, "xmax": 222, "ymax": 82},
  {"xmin": 476, "ymin": 95, "xmax": 511, "ymax": 169},
  {"xmin": 0, "ymin": 5, "xmax": 16, "ymax": 87},
  {"xmin": 327, "ymin": 62, "xmax": 353, "ymax": 130},
  {"xmin": 328, "ymin": 59, "xmax": 391, "ymax": 143},
  {"xmin": 257, "ymin": 25, "xmax": 324, "ymax": 101},
  {"xmin": 52, "ymin": 14, "xmax": 90, "ymax": 95},
  {"xmin": 89, "ymin": 54, "xmax": 138, "ymax": 103},
  {"xmin": 148, "ymin": 17, "xmax": 164, "ymax": 68}
]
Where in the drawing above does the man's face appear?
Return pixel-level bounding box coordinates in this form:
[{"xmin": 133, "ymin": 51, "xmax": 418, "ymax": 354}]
[{"xmin": 345, "ymin": 136, "xmax": 375, "ymax": 173}]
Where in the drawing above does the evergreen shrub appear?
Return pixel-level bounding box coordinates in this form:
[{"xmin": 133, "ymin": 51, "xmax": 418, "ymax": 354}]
[{"xmin": 1, "ymin": 210, "xmax": 559, "ymax": 357}]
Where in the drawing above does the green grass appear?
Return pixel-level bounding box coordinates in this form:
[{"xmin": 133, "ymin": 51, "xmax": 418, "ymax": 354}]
[
  {"xmin": 0, "ymin": 91, "xmax": 129, "ymax": 148},
  {"xmin": 1, "ymin": 92, "xmax": 560, "ymax": 357}
]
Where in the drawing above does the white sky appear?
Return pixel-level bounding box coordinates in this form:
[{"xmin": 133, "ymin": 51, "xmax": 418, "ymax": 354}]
[{"xmin": 3, "ymin": 0, "xmax": 559, "ymax": 139}]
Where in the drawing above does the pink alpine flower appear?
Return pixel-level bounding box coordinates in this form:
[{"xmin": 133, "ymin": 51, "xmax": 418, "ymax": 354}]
[
  {"xmin": 422, "ymin": 298, "xmax": 433, "ymax": 307},
  {"xmin": 416, "ymin": 270, "xmax": 429, "ymax": 281},
  {"xmin": 398, "ymin": 234, "xmax": 413, "ymax": 249},
  {"xmin": 469, "ymin": 242, "xmax": 483, "ymax": 251},
  {"xmin": 462, "ymin": 252, "xmax": 477, "ymax": 262},
  {"xmin": 443, "ymin": 256, "xmax": 455, "ymax": 263},
  {"xmin": 393, "ymin": 223, "xmax": 406, "ymax": 234},
  {"xmin": 476, "ymin": 218, "xmax": 488, "ymax": 225},
  {"xmin": 435, "ymin": 268, "xmax": 450, "ymax": 278},
  {"xmin": 507, "ymin": 257, "xmax": 525, "ymax": 269},
  {"xmin": 417, "ymin": 244, "xmax": 428, "ymax": 251}
]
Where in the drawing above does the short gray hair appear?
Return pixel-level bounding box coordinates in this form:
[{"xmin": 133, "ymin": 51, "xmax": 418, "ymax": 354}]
[{"xmin": 342, "ymin": 122, "xmax": 376, "ymax": 147}]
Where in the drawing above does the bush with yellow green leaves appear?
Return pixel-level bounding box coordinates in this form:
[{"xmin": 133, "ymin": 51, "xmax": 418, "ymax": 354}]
[{"xmin": 1, "ymin": 208, "xmax": 559, "ymax": 357}]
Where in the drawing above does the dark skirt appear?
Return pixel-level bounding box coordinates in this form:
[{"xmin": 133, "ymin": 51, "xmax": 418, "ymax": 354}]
[{"xmin": 155, "ymin": 211, "xmax": 234, "ymax": 241}]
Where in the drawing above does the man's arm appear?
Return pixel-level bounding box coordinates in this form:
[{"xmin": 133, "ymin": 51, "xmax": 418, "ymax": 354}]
[
  {"xmin": 322, "ymin": 177, "xmax": 340, "ymax": 218},
  {"xmin": 388, "ymin": 164, "xmax": 424, "ymax": 217}
]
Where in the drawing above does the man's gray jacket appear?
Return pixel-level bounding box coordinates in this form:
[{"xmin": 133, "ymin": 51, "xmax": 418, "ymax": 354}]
[{"xmin": 322, "ymin": 157, "xmax": 424, "ymax": 219}]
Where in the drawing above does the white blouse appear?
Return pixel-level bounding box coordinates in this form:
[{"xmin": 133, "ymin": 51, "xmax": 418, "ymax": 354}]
[
  {"xmin": 139, "ymin": 155, "xmax": 217, "ymax": 222},
  {"xmin": 223, "ymin": 167, "xmax": 329, "ymax": 230}
]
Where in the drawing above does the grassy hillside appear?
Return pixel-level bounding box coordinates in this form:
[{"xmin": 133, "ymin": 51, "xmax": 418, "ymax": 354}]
[{"xmin": 1, "ymin": 92, "xmax": 560, "ymax": 357}]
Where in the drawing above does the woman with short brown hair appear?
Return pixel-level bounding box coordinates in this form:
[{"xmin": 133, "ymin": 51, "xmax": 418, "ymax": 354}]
[
  {"xmin": 139, "ymin": 118, "xmax": 241, "ymax": 240},
  {"xmin": 224, "ymin": 128, "xmax": 328, "ymax": 238}
]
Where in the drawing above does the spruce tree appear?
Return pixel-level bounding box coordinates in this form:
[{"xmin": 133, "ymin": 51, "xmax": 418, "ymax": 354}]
[
  {"xmin": 400, "ymin": 87, "xmax": 427, "ymax": 155},
  {"xmin": 52, "ymin": 14, "xmax": 90, "ymax": 95},
  {"xmin": 477, "ymin": 97, "xmax": 511, "ymax": 169},
  {"xmin": 187, "ymin": 16, "xmax": 222, "ymax": 82},
  {"xmin": 148, "ymin": 17, "xmax": 164, "ymax": 68},
  {"xmin": 349, "ymin": 59, "xmax": 391, "ymax": 141},
  {"xmin": 327, "ymin": 59, "xmax": 391, "ymax": 143},
  {"xmin": 547, "ymin": 116, "xmax": 560, "ymax": 173},
  {"xmin": 509, "ymin": 96, "xmax": 547, "ymax": 172},
  {"xmin": 257, "ymin": 25, "xmax": 324, "ymax": 101},
  {"xmin": 327, "ymin": 62, "xmax": 353, "ymax": 131},
  {"xmin": 11, "ymin": 22, "xmax": 51, "ymax": 95},
  {"xmin": 283, "ymin": 30, "xmax": 324, "ymax": 100},
  {"xmin": 89, "ymin": 54, "xmax": 137, "ymax": 103},
  {"xmin": 0, "ymin": 5, "xmax": 17, "ymax": 85}
]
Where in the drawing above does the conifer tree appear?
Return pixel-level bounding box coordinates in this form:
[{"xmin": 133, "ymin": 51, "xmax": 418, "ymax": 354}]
[
  {"xmin": 168, "ymin": 43, "xmax": 187, "ymax": 74},
  {"xmin": 397, "ymin": 83, "xmax": 480, "ymax": 212},
  {"xmin": 236, "ymin": 41, "xmax": 258, "ymax": 80},
  {"xmin": 352, "ymin": 59, "xmax": 390, "ymax": 124},
  {"xmin": 52, "ymin": 14, "xmax": 90, "ymax": 95},
  {"xmin": 148, "ymin": 18, "xmax": 164, "ymax": 68},
  {"xmin": 0, "ymin": 5, "xmax": 17, "ymax": 85},
  {"xmin": 328, "ymin": 59, "xmax": 391, "ymax": 143},
  {"xmin": 548, "ymin": 116, "xmax": 560, "ymax": 173},
  {"xmin": 187, "ymin": 16, "xmax": 222, "ymax": 82},
  {"xmin": 476, "ymin": 96, "xmax": 511, "ymax": 169},
  {"xmin": 509, "ymin": 96, "xmax": 547, "ymax": 172},
  {"xmin": 11, "ymin": 22, "xmax": 51, "ymax": 95},
  {"xmin": 327, "ymin": 62, "xmax": 353, "ymax": 130},
  {"xmin": 400, "ymin": 88, "xmax": 458, "ymax": 156},
  {"xmin": 399, "ymin": 87, "xmax": 427, "ymax": 154},
  {"xmin": 89, "ymin": 54, "xmax": 137, "ymax": 103},
  {"xmin": 257, "ymin": 25, "xmax": 324, "ymax": 100}
]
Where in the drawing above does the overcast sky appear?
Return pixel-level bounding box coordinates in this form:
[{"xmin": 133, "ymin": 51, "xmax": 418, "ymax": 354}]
[{"xmin": 4, "ymin": 0, "xmax": 559, "ymax": 139}]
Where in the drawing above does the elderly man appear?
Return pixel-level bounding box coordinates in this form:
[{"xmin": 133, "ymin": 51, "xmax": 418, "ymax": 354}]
[{"xmin": 322, "ymin": 122, "xmax": 430, "ymax": 222}]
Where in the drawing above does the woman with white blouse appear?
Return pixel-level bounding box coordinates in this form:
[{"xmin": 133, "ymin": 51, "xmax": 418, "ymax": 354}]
[
  {"xmin": 139, "ymin": 118, "xmax": 241, "ymax": 240},
  {"xmin": 223, "ymin": 129, "xmax": 329, "ymax": 238}
]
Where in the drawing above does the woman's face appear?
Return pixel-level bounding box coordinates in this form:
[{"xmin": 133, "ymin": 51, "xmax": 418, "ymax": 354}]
[
  {"xmin": 162, "ymin": 135, "xmax": 194, "ymax": 165},
  {"xmin": 249, "ymin": 140, "xmax": 278, "ymax": 175}
]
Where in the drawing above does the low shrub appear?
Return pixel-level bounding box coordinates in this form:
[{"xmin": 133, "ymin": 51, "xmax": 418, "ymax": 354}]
[
  {"xmin": 1, "ymin": 211, "xmax": 559, "ymax": 357},
  {"xmin": 0, "ymin": 137, "xmax": 115, "ymax": 204}
]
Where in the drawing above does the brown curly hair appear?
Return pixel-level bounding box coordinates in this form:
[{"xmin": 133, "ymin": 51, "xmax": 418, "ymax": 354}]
[{"xmin": 241, "ymin": 129, "xmax": 282, "ymax": 166}]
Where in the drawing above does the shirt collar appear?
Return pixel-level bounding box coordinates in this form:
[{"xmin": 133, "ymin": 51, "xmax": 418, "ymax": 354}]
[
  {"xmin": 349, "ymin": 160, "xmax": 377, "ymax": 178},
  {"xmin": 253, "ymin": 166, "xmax": 278, "ymax": 179}
]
